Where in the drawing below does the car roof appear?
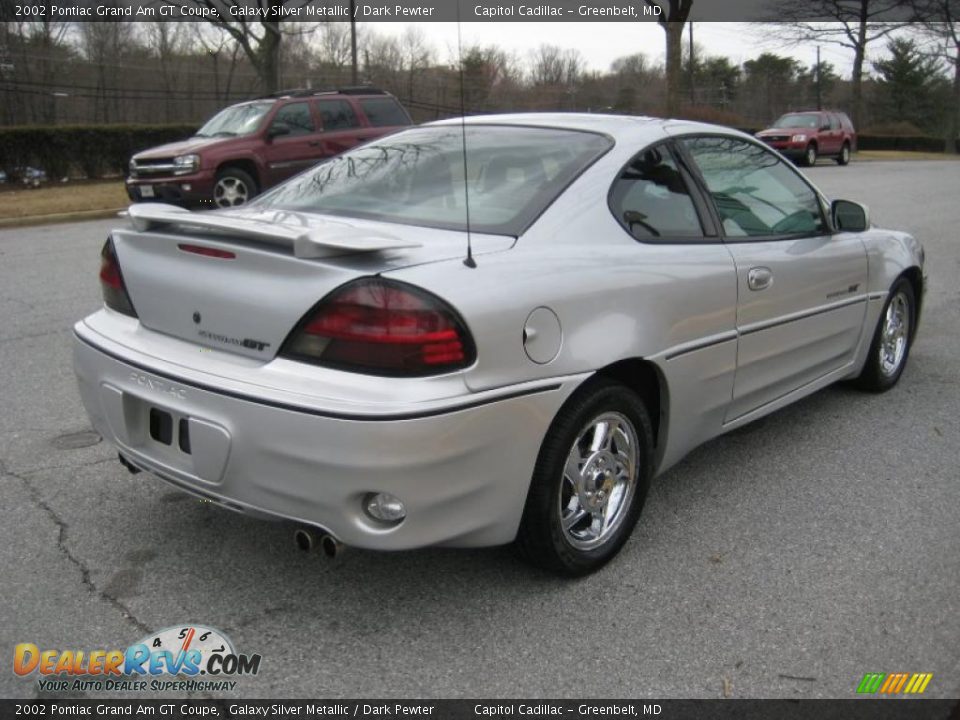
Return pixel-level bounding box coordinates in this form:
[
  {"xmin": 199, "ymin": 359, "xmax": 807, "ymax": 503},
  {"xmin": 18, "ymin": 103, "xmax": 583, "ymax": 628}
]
[{"xmin": 426, "ymin": 112, "xmax": 748, "ymax": 144}]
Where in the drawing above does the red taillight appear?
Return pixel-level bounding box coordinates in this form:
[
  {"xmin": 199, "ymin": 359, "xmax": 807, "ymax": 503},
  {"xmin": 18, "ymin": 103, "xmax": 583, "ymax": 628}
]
[
  {"xmin": 178, "ymin": 243, "xmax": 236, "ymax": 259},
  {"xmin": 99, "ymin": 239, "xmax": 137, "ymax": 317},
  {"xmin": 281, "ymin": 278, "xmax": 475, "ymax": 376}
]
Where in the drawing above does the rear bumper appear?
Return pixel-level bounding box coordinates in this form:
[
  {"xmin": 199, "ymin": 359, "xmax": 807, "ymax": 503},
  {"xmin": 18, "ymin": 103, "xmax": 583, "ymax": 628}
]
[
  {"xmin": 73, "ymin": 323, "xmax": 579, "ymax": 550},
  {"xmin": 126, "ymin": 171, "xmax": 216, "ymax": 207}
]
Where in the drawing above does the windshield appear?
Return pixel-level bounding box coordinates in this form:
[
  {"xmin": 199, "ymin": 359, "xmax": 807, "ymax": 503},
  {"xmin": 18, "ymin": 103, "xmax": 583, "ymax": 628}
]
[
  {"xmin": 253, "ymin": 125, "xmax": 612, "ymax": 235},
  {"xmin": 196, "ymin": 102, "xmax": 274, "ymax": 138},
  {"xmin": 774, "ymin": 113, "xmax": 820, "ymax": 129}
]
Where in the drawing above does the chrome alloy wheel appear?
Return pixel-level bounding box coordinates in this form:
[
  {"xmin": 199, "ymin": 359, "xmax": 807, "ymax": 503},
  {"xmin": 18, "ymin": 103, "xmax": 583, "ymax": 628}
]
[
  {"xmin": 214, "ymin": 176, "xmax": 250, "ymax": 208},
  {"xmin": 559, "ymin": 412, "xmax": 639, "ymax": 550},
  {"xmin": 879, "ymin": 291, "xmax": 910, "ymax": 377},
  {"xmin": 841, "ymin": 144, "xmax": 850, "ymax": 164}
]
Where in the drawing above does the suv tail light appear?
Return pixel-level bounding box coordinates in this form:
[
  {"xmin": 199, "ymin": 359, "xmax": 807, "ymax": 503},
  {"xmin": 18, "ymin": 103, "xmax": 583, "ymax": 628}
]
[
  {"xmin": 99, "ymin": 238, "xmax": 137, "ymax": 318},
  {"xmin": 281, "ymin": 278, "xmax": 475, "ymax": 376}
]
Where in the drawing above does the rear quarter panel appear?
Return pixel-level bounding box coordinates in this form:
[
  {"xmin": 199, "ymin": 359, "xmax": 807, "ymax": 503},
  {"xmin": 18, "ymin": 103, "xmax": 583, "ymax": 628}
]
[{"xmin": 387, "ymin": 141, "xmax": 740, "ymax": 471}]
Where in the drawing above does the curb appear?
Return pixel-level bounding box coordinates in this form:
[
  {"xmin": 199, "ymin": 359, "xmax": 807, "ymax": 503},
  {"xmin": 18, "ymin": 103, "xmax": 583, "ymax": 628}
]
[{"xmin": 0, "ymin": 207, "xmax": 127, "ymax": 230}]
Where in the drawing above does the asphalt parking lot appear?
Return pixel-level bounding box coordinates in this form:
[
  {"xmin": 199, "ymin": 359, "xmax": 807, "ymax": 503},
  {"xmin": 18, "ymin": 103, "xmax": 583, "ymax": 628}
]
[{"xmin": 1, "ymin": 159, "xmax": 958, "ymax": 700}]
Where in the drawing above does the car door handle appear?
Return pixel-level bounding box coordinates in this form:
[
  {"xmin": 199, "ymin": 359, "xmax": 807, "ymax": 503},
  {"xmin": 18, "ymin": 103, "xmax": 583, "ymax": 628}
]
[
  {"xmin": 747, "ymin": 267, "xmax": 773, "ymax": 291},
  {"xmin": 308, "ymin": 140, "xmax": 321, "ymax": 147}
]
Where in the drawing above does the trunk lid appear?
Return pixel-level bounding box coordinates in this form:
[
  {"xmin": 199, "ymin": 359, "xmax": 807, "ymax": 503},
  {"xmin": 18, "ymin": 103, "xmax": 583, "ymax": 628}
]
[{"xmin": 112, "ymin": 205, "xmax": 513, "ymax": 360}]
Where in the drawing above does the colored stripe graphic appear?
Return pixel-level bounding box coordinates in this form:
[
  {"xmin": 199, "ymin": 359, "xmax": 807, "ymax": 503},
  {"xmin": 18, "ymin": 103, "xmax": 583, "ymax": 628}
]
[
  {"xmin": 857, "ymin": 672, "xmax": 932, "ymax": 694},
  {"xmin": 857, "ymin": 673, "xmax": 885, "ymax": 693}
]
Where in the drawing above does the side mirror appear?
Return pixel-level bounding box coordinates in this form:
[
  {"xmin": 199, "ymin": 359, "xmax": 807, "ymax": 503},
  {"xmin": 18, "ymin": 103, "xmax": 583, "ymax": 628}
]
[
  {"xmin": 820, "ymin": 123, "xmax": 831, "ymax": 131},
  {"xmin": 267, "ymin": 122, "xmax": 291, "ymax": 140},
  {"xmin": 832, "ymin": 199, "xmax": 869, "ymax": 232}
]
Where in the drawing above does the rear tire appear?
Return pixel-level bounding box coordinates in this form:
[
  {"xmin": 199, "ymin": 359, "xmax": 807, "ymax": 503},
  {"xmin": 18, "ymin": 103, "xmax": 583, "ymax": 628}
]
[
  {"xmin": 854, "ymin": 278, "xmax": 916, "ymax": 392},
  {"xmin": 836, "ymin": 142, "xmax": 851, "ymax": 165},
  {"xmin": 214, "ymin": 167, "xmax": 258, "ymax": 208},
  {"xmin": 515, "ymin": 378, "xmax": 653, "ymax": 576}
]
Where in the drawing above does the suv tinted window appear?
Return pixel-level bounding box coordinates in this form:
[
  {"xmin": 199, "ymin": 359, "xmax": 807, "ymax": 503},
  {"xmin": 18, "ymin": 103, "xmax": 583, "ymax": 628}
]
[
  {"xmin": 359, "ymin": 98, "xmax": 410, "ymax": 128},
  {"xmin": 609, "ymin": 145, "xmax": 703, "ymax": 241},
  {"xmin": 317, "ymin": 100, "xmax": 360, "ymax": 131},
  {"xmin": 682, "ymin": 136, "xmax": 824, "ymax": 238},
  {"xmin": 271, "ymin": 102, "xmax": 315, "ymax": 136}
]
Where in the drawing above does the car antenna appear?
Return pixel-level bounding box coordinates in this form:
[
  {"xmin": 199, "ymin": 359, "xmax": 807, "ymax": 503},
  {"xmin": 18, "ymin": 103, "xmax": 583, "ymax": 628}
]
[{"xmin": 457, "ymin": 8, "xmax": 477, "ymax": 268}]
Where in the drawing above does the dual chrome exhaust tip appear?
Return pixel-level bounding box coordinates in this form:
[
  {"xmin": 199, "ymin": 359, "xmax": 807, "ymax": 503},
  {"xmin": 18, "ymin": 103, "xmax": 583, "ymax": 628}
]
[{"xmin": 293, "ymin": 526, "xmax": 343, "ymax": 560}]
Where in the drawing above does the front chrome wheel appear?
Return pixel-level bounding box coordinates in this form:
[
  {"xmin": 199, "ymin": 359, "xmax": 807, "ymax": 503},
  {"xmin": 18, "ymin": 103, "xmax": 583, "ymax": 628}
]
[
  {"xmin": 560, "ymin": 412, "xmax": 639, "ymax": 550},
  {"xmin": 879, "ymin": 291, "xmax": 910, "ymax": 378},
  {"xmin": 854, "ymin": 277, "xmax": 916, "ymax": 393}
]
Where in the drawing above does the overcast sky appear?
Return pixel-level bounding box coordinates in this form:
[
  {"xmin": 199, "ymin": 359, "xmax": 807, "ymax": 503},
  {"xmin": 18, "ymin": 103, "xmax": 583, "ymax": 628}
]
[{"xmin": 368, "ymin": 21, "xmax": 870, "ymax": 77}]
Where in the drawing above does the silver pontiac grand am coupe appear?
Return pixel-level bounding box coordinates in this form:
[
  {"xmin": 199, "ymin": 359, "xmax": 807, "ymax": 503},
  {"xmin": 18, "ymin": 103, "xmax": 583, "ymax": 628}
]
[{"xmin": 74, "ymin": 114, "xmax": 925, "ymax": 575}]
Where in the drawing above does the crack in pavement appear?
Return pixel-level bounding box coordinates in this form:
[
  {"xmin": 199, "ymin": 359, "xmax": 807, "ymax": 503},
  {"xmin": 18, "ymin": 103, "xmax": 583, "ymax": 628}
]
[
  {"xmin": 0, "ymin": 328, "xmax": 69, "ymax": 346},
  {"xmin": 2, "ymin": 459, "xmax": 151, "ymax": 636}
]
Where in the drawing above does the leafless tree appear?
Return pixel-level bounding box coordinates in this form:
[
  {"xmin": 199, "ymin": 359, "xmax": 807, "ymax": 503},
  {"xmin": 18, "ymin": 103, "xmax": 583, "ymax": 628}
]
[
  {"xmin": 141, "ymin": 23, "xmax": 192, "ymax": 121},
  {"xmin": 192, "ymin": 23, "xmax": 242, "ymax": 105},
  {"xmin": 644, "ymin": 0, "xmax": 694, "ymax": 116},
  {"xmin": 529, "ymin": 45, "xmax": 584, "ymax": 86},
  {"xmin": 911, "ymin": 0, "xmax": 960, "ymax": 151},
  {"xmin": 760, "ymin": 0, "xmax": 909, "ymax": 129},
  {"xmin": 400, "ymin": 26, "xmax": 433, "ymax": 100},
  {"xmin": 78, "ymin": 21, "xmax": 137, "ymax": 122},
  {"xmin": 158, "ymin": 0, "xmax": 317, "ymax": 93}
]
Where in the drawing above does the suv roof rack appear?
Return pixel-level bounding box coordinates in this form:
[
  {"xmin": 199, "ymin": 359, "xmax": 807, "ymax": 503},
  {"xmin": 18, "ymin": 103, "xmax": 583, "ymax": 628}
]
[{"xmin": 257, "ymin": 86, "xmax": 388, "ymax": 100}]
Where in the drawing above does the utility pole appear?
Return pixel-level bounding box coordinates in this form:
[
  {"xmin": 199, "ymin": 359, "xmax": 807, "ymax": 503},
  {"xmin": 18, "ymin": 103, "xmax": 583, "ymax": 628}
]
[
  {"xmin": 349, "ymin": 0, "xmax": 358, "ymax": 85},
  {"xmin": 688, "ymin": 22, "xmax": 695, "ymax": 104},
  {"xmin": 816, "ymin": 46, "xmax": 822, "ymax": 110}
]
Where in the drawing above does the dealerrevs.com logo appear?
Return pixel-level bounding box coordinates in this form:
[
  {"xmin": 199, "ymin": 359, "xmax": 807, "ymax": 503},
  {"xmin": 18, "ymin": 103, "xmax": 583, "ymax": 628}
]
[{"xmin": 14, "ymin": 624, "xmax": 260, "ymax": 693}]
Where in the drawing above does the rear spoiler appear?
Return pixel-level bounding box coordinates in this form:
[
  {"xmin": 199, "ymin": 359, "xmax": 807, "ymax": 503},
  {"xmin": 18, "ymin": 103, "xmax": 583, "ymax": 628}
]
[{"xmin": 123, "ymin": 203, "xmax": 422, "ymax": 259}]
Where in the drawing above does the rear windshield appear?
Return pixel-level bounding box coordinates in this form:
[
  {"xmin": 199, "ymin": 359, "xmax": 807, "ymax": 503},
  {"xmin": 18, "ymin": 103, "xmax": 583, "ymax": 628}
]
[
  {"xmin": 773, "ymin": 113, "xmax": 820, "ymax": 129},
  {"xmin": 253, "ymin": 125, "xmax": 613, "ymax": 236}
]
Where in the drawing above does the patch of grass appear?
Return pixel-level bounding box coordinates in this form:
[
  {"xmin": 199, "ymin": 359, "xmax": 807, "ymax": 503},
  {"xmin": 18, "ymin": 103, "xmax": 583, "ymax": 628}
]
[
  {"xmin": 855, "ymin": 150, "xmax": 960, "ymax": 162},
  {"xmin": 0, "ymin": 180, "xmax": 128, "ymax": 220}
]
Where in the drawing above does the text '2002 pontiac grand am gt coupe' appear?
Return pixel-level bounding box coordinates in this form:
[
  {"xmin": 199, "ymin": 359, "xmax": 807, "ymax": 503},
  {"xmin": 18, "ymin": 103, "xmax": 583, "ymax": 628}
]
[{"xmin": 74, "ymin": 114, "xmax": 925, "ymax": 576}]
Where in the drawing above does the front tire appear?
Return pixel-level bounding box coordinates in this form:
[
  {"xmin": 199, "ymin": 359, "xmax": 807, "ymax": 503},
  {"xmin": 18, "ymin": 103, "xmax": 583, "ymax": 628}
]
[
  {"xmin": 854, "ymin": 278, "xmax": 916, "ymax": 392},
  {"xmin": 803, "ymin": 143, "xmax": 818, "ymax": 167},
  {"xmin": 213, "ymin": 167, "xmax": 258, "ymax": 209},
  {"xmin": 516, "ymin": 379, "xmax": 653, "ymax": 576}
]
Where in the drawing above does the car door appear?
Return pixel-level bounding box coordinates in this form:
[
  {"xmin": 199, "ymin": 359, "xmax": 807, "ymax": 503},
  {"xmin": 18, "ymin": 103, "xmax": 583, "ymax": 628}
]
[
  {"xmin": 607, "ymin": 141, "xmax": 740, "ymax": 468},
  {"xmin": 679, "ymin": 135, "xmax": 868, "ymax": 422},
  {"xmin": 261, "ymin": 101, "xmax": 325, "ymax": 186},
  {"xmin": 824, "ymin": 113, "xmax": 843, "ymax": 155}
]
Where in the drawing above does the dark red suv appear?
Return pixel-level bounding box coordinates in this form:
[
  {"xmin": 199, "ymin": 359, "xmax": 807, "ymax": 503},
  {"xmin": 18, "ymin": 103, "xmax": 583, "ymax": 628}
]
[
  {"xmin": 126, "ymin": 87, "xmax": 411, "ymax": 208},
  {"xmin": 755, "ymin": 110, "xmax": 856, "ymax": 167}
]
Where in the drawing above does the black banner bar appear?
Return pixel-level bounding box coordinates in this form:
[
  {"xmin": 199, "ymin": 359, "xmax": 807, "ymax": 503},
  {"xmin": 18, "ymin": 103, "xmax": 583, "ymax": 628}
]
[
  {"xmin": 1, "ymin": 700, "xmax": 958, "ymax": 720},
  {"xmin": 3, "ymin": 0, "xmax": 918, "ymax": 23}
]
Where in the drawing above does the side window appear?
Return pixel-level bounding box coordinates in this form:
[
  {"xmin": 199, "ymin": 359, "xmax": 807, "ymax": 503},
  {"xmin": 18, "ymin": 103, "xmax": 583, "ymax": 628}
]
[
  {"xmin": 609, "ymin": 144, "xmax": 704, "ymax": 241},
  {"xmin": 317, "ymin": 100, "xmax": 360, "ymax": 131},
  {"xmin": 682, "ymin": 136, "xmax": 825, "ymax": 238},
  {"xmin": 359, "ymin": 98, "xmax": 411, "ymax": 128},
  {"xmin": 829, "ymin": 113, "xmax": 840, "ymax": 130},
  {"xmin": 270, "ymin": 102, "xmax": 314, "ymax": 136}
]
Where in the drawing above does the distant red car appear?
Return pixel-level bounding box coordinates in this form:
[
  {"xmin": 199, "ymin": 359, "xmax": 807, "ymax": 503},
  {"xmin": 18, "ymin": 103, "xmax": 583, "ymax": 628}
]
[
  {"xmin": 755, "ymin": 110, "xmax": 856, "ymax": 167},
  {"xmin": 126, "ymin": 88, "xmax": 411, "ymax": 208}
]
